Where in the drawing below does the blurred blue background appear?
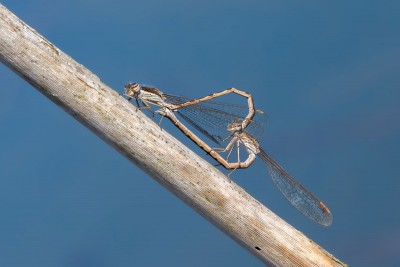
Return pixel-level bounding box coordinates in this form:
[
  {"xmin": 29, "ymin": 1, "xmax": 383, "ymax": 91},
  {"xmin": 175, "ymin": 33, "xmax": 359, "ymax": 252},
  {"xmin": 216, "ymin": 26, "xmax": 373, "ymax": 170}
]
[{"xmin": 1, "ymin": 1, "xmax": 399, "ymax": 266}]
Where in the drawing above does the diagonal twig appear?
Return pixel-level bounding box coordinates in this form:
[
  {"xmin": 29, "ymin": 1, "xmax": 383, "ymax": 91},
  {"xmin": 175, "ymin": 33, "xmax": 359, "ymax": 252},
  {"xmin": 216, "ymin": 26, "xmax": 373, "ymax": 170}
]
[{"xmin": 0, "ymin": 4, "xmax": 346, "ymax": 267}]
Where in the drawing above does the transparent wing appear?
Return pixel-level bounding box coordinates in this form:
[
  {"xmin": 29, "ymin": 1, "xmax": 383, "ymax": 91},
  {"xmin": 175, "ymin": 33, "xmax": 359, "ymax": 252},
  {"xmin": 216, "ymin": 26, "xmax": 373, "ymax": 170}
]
[
  {"xmin": 258, "ymin": 147, "xmax": 333, "ymax": 226},
  {"xmin": 176, "ymin": 110, "xmax": 222, "ymax": 145},
  {"xmin": 164, "ymin": 93, "xmax": 266, "ymax": 143}
]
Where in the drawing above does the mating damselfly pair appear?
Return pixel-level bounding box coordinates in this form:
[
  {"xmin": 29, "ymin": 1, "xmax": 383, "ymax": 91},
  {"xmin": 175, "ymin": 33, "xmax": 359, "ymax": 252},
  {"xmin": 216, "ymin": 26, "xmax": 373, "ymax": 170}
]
[{"xmin": 123, "ymin": 83, "xmax": 333, "ymax": 227}]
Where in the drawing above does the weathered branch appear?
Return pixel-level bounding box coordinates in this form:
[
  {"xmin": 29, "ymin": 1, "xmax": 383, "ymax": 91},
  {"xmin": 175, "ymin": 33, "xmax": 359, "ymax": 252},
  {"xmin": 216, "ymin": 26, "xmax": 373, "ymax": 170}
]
[{"xmin": 0, "ymin": 4, "xmax": 346, "ymax": 267}]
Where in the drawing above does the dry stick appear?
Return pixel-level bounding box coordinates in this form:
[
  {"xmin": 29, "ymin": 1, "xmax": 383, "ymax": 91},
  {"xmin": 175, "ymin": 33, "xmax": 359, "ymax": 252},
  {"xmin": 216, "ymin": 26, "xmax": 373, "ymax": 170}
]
[{"xmin": 0, "ymin": 4, "xmax": 346, "ymax": 267}]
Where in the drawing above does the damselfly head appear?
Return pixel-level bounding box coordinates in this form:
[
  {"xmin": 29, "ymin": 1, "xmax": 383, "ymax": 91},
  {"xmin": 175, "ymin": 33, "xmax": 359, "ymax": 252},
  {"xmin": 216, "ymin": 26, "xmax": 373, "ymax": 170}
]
[
  {"xmin": 124, "ymin": 83, "xmax": 141, "ymax": 98},
  {"xmin": 227, "ymin": 122, "xmax": 242, "ymax": 133}
]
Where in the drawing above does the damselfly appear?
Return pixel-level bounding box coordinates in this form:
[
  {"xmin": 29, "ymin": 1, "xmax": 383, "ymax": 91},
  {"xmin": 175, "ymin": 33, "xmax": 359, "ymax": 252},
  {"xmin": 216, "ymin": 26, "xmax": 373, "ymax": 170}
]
[
  {"xmin": 217, "ymin": 122, "xmax": 333, "ymax": 226},
  {"xmin": 123, "ymin": 83, "xmax": 332, "ymax": 225},
  {"xmin": 123, "ymin": 83, "xmax": 264, "ymax": 168}
]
